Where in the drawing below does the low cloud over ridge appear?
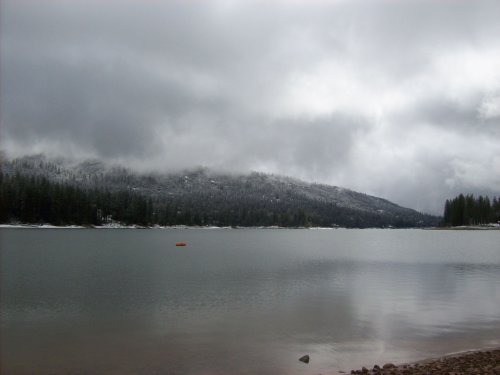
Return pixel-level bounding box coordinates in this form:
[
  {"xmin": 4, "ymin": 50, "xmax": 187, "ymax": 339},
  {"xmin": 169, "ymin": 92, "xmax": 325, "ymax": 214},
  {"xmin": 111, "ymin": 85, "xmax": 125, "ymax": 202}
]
[{"xmin": 1, "ymin": 0, "xmax": 500, "ymax": 214}]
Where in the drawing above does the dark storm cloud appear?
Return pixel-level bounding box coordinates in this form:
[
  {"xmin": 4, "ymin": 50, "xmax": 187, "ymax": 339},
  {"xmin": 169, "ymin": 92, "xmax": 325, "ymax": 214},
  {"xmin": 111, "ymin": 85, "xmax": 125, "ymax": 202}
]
[
  {"xmin": 1, "ymin": 48, "xmax": 229, "ymax": 158},
  {"xmin": 392, "ymin": 95, "xmax": 500, "ymax": 136},
  {"xmin": 1, "ymin": 0, "xmax": 500, "ymax": 214}
]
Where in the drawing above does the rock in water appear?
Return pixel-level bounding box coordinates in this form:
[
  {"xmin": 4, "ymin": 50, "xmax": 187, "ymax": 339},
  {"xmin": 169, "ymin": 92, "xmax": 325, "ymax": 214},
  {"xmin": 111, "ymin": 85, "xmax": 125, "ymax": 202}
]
[{"xmin": 299, "ymin": 355, "xmax": 310, "ymax": 364}]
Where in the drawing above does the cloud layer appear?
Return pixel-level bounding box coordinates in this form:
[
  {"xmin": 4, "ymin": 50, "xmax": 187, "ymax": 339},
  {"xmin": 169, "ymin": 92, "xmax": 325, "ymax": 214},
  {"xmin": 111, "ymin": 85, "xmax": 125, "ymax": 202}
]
[{"xmin": 1, "ymin": 0, "xmax": 500, "ymax": 213}]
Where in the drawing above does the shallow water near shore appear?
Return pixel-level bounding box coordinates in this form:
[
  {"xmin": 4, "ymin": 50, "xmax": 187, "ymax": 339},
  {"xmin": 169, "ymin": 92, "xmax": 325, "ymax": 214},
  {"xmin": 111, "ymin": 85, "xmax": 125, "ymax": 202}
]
[{"xmin": 1, "ymin": 228, "xmax": 500, "ymax": 374}]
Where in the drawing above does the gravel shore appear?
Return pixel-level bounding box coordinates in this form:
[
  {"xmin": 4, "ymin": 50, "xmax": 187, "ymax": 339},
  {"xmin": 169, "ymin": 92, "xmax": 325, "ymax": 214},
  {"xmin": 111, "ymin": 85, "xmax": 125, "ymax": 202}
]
[{"xmin": 349, "ymin": 349, "xmax": 500, "ymax": 375}]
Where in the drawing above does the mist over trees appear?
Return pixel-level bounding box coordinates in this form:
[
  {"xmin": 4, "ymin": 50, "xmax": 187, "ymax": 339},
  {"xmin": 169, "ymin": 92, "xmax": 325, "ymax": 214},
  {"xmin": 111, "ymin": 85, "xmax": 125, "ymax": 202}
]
[
  {"xmin": 0, "ymin": 155, "xmax": 439, "ymax": 228},
  {"xmin": 442, "ymin": 194, "xmax": 500, "ymax": 227},
  {"xmin": 0, "ymin": 173, "xmax": 153, "ymax": 226}
]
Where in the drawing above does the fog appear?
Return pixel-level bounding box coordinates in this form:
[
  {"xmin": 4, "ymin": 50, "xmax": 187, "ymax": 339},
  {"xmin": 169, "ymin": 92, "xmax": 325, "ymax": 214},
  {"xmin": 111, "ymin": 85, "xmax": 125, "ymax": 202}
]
[{"xmin": 2, "ymin": 0, "xmax": 500, "ymax": 214}]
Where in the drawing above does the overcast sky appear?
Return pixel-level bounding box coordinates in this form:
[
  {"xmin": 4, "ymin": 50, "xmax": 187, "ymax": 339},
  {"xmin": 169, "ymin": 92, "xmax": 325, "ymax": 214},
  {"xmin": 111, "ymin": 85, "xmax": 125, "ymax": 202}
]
[{"xmin": 1, "ymin": 0, "xmax": 500, "ymax": 214}]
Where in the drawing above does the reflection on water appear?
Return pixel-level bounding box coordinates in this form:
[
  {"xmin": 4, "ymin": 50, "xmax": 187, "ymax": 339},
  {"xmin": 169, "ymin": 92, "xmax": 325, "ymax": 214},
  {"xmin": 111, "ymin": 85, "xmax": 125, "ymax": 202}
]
[{"xmin": 1, "ymin": 228, "xmax": 500, "ymax": 374}]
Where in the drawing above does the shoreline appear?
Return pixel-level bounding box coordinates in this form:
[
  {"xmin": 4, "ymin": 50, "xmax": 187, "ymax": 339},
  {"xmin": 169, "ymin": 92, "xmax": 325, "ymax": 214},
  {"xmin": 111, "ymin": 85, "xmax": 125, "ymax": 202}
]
[
  {"xmin": 0, "ymin": 223, "xmax": 407, "ymax": 230},
  {"xmin": 0, "ymin": 223, "xmax": 338, "ymax": 230},
  {"xmin": 0, "ymin": 223, "xmax": 456, "ymax": 230},
  {"xmin": 347, "ymin": 347, "xmax": 500, "ymax": 375},
  {"xmin": 2, "ymin": 223, "xmax": 499, "ymax": 230},
  {"xmin": 431, "ymin": 225, "xmax": 500, "ymax": 231}
]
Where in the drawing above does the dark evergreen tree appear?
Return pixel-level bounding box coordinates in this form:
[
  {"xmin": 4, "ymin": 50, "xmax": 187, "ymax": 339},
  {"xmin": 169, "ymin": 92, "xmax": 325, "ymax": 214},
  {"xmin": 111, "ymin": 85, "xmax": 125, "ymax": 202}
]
[
  {"xmin": 0, "ymin": 156, "xmax": 441, "ymax": 228},
  {"xmin": 441, "ymin": 194, "xmax": 499, "ymax": 226}
]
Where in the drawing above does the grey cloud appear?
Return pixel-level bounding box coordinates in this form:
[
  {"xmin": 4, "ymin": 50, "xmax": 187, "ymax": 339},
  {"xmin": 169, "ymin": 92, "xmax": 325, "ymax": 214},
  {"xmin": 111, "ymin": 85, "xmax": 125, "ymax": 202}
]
[
  {"xmin": 392, "ymin": 95, "xmax": 500, "ymax": 136},
  {"xmin": 265, "ymin": 115, "xmax": 370, "ymax": 180},
  {"xmin": 2, "ymin": 0, "xmax": 500, "ymax": 214}
]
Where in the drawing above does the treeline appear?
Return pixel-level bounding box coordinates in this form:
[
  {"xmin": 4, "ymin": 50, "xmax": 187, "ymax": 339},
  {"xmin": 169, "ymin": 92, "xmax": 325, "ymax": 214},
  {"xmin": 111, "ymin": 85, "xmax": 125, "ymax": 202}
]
[
  {"xmin": 0, "ymin": 172, "xmax": 320, "ymax": 227},
  {"xmin": 442, "ymin": 194, "xmax": 500, "ymax": 226},
  {"xmin": 0, "ymin": 170, "xmax": 434, "ymax": 228},
  {"xmin": 0, "ymin": 172, "xmax": 153, "ymax": 226}
]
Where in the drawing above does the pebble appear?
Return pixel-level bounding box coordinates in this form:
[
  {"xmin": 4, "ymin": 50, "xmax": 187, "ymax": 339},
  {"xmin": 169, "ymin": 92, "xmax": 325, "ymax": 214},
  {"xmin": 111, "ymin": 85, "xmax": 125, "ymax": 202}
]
[
  {"xmin": 299, "ymin": 354, "xmax": 310, "ymax": 364},
  {"xmin": 348, "ymin": 349, "xmax": 500, "ymax": 375}
]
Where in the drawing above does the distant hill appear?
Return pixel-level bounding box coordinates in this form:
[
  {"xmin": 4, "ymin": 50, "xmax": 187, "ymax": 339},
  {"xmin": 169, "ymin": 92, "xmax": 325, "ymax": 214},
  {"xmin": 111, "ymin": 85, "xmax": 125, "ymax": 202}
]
[{"xmin": 0, "ymin": 154, "xmax": 439, "ymax": 228}]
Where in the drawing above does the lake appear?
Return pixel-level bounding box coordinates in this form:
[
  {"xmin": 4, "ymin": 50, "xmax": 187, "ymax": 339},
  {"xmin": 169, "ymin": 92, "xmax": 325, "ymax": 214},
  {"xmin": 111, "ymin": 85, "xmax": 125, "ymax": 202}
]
[{"xmin": 1, "ymin": 228, "xmax": 500, "ymax": 375}]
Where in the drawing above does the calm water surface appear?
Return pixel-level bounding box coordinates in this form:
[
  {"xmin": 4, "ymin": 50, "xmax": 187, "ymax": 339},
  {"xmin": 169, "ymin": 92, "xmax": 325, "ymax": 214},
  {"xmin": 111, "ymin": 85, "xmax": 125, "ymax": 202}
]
[{"xmin": 1, "ymin": 228, "xmax": 500, "ymax": 375}]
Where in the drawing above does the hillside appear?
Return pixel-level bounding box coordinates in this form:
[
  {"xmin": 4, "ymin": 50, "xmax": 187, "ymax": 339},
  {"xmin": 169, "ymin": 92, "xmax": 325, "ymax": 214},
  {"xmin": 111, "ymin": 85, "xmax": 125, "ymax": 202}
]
[{"xmin": 0, "ymin": 154, "xmax": 439, "ymax": 228}]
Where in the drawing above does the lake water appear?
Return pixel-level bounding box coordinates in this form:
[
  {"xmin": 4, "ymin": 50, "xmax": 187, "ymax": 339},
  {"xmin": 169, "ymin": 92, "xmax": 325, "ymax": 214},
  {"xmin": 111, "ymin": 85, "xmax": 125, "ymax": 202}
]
[{"xmin": 1, "ymin": 228, "xmax": 500, "ymax": 375}]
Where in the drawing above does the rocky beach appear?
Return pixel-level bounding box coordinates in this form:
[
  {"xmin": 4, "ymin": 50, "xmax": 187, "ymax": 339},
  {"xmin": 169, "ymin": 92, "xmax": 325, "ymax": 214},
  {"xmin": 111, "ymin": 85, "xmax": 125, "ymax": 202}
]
[{"xmin": 348, "ymin": 349, "xmax": 500, "ymax": 375}]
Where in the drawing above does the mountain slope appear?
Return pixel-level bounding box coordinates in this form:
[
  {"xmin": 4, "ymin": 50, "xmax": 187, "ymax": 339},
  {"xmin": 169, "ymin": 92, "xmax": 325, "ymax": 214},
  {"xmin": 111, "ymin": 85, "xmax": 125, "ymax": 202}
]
[{"xmin": 0, "ymin": 154, "xmax": 439, "ymax": 228}]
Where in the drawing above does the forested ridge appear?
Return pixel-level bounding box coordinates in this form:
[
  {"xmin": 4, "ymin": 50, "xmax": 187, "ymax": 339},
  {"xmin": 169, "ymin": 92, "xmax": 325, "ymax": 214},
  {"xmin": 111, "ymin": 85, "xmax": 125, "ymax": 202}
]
[
  {"xmin": 0, "ymin": 172, "xmax": 153, "ymax": 226},
  {"xmin": 442, "ymin": 194, "xmax": 500, "ymax": 227},
  {"xmin": 0, "ymin": 155, "xmax": 439, "ymax": 228}
]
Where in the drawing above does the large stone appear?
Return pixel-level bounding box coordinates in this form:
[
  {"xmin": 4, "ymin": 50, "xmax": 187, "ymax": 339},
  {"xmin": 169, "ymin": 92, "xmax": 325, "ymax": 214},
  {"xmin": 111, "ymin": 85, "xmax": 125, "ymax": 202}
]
[
  {"xmin": 299, "ymin": 355, "xmax": 310, "ymax": 364},
  {"xmin": 383, "ymin": 363, "xmax": 396, "ymax": 369}
]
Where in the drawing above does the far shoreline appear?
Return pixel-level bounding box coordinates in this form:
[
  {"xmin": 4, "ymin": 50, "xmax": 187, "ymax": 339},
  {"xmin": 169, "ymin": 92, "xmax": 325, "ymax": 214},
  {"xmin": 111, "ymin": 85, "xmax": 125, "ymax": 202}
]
[
  {"xmin": 431, "ymin": 225, "xmax": 500, "ymax": 231},
  {"xmin": 1, "ymin": 223, "xmax": 500, "ymax": 230},
  {"xmin": 0, "ymin": 223, "xmax": 437, "ymax": 230}
]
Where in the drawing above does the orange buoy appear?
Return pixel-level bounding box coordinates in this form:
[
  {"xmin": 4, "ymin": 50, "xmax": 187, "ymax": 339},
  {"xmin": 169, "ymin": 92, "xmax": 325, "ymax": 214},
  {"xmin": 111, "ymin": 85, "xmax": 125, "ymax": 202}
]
[{"xmin": 175, "ymin": 242, "xmax": 187, "ymax": 247}]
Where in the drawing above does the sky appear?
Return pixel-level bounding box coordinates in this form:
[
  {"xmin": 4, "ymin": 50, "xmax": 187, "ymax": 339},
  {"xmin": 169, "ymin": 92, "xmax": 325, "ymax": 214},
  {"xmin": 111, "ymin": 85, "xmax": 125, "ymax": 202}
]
[{"xmin": 1, "ymin": 0, "xmax": 500, "ymax": 214}]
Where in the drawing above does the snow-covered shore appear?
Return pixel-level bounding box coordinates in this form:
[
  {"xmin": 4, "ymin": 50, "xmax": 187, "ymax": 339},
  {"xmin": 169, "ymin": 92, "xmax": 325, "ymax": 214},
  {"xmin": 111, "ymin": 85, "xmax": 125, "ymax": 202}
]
[
  {"xmin": 433, "ymin": 224, "xmax": 500, "ymax": 230},
  {"xmin": 0, "ymin": 223, "xmax": 340, "ymax": 230},
  {"xmin": 0, "ymin": 224, "xmax": 86, "ymax": 229}
]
